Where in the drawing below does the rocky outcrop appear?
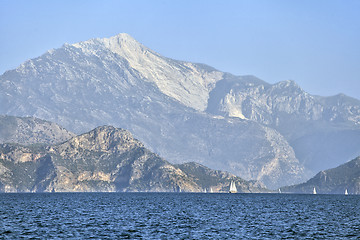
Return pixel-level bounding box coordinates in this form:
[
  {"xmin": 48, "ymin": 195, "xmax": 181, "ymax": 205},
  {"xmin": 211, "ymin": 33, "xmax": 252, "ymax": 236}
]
[
  {"xmin": 0, "ymin": 144, "xmax": 55, "ymax": 192},
  {"xmin": 0, "ymin": 115, "xmax": 75, "ymax": 145},
  {"xmin": 281, "ymin": 156, "xmax": 360, "ymax": 194},
  {"xmin": 0, "ymin": 126, "xmax": 269, "ymax": 193}
]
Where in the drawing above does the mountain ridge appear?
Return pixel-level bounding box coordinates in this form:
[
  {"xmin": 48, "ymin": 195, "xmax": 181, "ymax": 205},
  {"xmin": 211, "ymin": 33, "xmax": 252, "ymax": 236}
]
[
  {"xmin": 0, "ymin": 125, "xmax": 268, "ymax": 193},
  {"xmin": 70, "ymin": 33, "xmax": 224, "ymax": 112},
  {"xmin": 1, "ymin": 33, "xmax": 360, "ymax": 189}
]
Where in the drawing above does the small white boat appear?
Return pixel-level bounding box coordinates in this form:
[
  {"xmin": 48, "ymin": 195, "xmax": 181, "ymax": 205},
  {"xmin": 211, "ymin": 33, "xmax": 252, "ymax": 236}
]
[
  {"xmin": 209, "ymin": 187, "xmax": 213, "ymax": 193},
  {"xmin": 278, "ymin": 188, "xmax": 282, "ymax": 194},
  {"xmin": 229, "ymin": 181, "xmax": 237, "ymax": 193},
  {"xmin": 313, "ymin": 187, "xmax": 317, "ymax": 194},
  {"xmin": 345, "ymin": 189, "xmax": 348, "ymax": 195}
]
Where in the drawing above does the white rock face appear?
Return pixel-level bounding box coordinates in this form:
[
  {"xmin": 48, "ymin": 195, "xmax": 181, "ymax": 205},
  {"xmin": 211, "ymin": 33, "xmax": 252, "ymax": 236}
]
[{"xmin": 73, "ymin": 33, "xmax": 223, "ymax": 111}]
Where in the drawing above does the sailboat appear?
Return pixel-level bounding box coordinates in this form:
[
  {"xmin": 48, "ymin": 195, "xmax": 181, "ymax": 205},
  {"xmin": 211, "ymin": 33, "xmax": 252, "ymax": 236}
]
[
  {"xmin": 229, "ymin": 181, "xmax": 237, "ymax": 193},
  {"xmin": 345, "ymin": 189, "xmax": 348, "ymax": 195},
  {"xmin": 278, "ymin": 188, "xmax": 282, "ymax": 194},
  {"xmin": 209, "ymin": 187, "xmax": 213, "ymax": 193},
  {"xmin": 313, "ymin": 187, "xmax": 317, "ymax": 194},
  {"xmin": 203, "ymin": 188, "xmax": 207, "ymax": 193}
]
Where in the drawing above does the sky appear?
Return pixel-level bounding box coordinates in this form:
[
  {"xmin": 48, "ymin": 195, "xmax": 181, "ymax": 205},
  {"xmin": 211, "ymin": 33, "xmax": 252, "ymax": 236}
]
[{"xmin": 1, "ymin": 0, "xmax": 359, "ymax": 99}]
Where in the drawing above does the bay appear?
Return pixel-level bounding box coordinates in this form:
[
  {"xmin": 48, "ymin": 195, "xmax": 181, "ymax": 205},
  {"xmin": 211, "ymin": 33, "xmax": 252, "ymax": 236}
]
[{"xmin": 0, "ymin": 193, "xmax": 359, "ymax": 239}]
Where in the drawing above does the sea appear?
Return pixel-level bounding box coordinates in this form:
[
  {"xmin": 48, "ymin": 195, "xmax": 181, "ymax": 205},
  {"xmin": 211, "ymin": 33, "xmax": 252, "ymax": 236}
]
[{"xmin": 0, "ymin": 193, "xmax": 359, "ymax": 239}]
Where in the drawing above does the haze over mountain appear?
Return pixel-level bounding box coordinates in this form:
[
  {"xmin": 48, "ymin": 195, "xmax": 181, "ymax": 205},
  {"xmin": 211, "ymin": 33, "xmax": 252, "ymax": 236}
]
[
  {"xmin": 0, "ymin": 115, "xmax": 75, "ymax": 145},
  {"xmin": 281, "ymin": 156, "xmax": 360, "ymax": 195},
  {"xmin": 1, "ymin": 33, "xmax": 360, "ymax": 189},
  {"xmin": 0, "ymin": 125, "xmax": 267, "ymax": 193}
]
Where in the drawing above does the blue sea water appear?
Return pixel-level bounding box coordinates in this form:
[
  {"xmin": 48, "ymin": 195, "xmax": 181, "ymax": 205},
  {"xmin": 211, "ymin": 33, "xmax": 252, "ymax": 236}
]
[{"xmin": 0, "ymin": 193, "xmax": 359, "ymax": 239}]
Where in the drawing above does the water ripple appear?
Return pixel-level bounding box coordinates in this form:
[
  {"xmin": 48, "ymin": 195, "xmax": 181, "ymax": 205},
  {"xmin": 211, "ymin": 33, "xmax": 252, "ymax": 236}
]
[{"xmin": 0, "ymin": 193, "xmax": 359, "ymax": 239}]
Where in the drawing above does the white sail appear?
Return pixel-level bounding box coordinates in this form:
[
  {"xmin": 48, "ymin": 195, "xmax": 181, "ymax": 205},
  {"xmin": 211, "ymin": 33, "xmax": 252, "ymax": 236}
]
[
  {"xmin": 210, "ymin": 187, "xmax": 213, "ymax": 193},
  {"xmin": 345, "ymin": 189, "xmax": 348, "ymax": 195},
  {"xmin": 313, "ymin": 187, "xmax": 317, "ymax": 194},
  {"xmin": 278, "ymin": 188, "xmax": 281, "ymax": 194},
  {"xmin": 204, "ymin": 188, "xmax": 207, "ymax": 193},
  {"xmin": 229, "ymin": 181, "xmax": 237, "ymax": 193}
]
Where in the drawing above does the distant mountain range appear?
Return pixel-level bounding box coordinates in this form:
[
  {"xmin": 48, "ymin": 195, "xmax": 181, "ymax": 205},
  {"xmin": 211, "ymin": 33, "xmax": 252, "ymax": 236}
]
[
  {"xmin": 1, "ymin": 33, "xmax": 360, "ymax": 189},
  {"xmin": 0, "ymin": 124, "xmax": 267, "ymax": 193},
  {"xmin": 281, "ymin": 156, "xmax": 360, "ymax": 194}
]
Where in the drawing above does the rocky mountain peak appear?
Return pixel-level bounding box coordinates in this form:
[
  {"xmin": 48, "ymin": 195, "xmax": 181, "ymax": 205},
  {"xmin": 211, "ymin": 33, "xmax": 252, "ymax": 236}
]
[
  {"xmin": 71, "ymin": 33, "xmax": 152, "ymax": 62},
  {"xmin": 112, "ymin": 32, "xmax": 137, "ymax": 41},
  {"xmin": 55, "ymin": 126, "xmax": 142, "ymax": 154},
  {"xmin": 70, "ymin": 33, "xmax": 223, "ymax": 111},
  {"xmin": 275, "ymin": 79, "xmax": 299, "ymax": 87},
  {"xmin": 104, "ymin": 33, "xmax": 148, "ymax": 54},
  {"xmin": 271, "ymin": 80, "xmax": 305, "ymax": 95},
  {"xmin": 74, "ymin": 33, "xmax": 152, "ymax": 60}
]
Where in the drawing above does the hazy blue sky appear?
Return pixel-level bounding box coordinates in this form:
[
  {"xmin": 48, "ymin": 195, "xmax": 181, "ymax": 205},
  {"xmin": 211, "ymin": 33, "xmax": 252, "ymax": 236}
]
[{"xmin": 1, "ymin": 0, "xmax": 359, "ymax": 99}]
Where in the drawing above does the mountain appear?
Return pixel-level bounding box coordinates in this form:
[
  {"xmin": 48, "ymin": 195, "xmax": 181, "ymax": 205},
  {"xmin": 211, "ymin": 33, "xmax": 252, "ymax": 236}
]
[
  {"xmin": 207, "ymin": 78, "xmax": 360, "ymax": 174},
  {"xmin": 0, "ymin": 115, "xmax": 75, "ymax": 145},
  {"xmin": 0, "ymin": 34, "xmax": 306, "ymax": 189},
  {"xmin": 1, "ymin": 33, "xmax": 360, "ymax": 188},
  {"xmin": 281, "ymin": 156, "xmax": 360, "ymax": 194},
  {"xmin": 0, "ymin": 126, "xmax": 268, "ymax": 193}
]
